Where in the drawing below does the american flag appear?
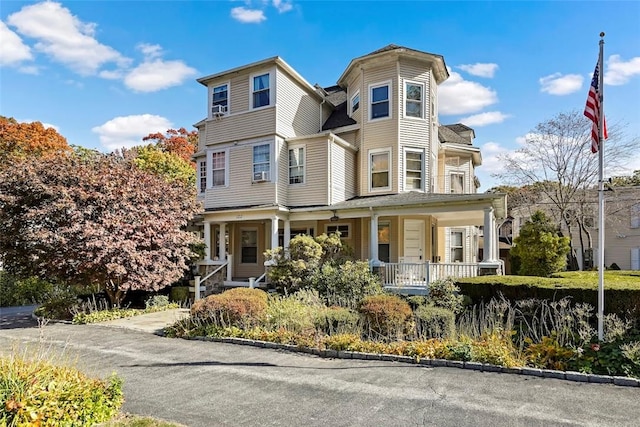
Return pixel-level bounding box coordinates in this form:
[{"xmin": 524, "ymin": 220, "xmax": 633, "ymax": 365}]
[{"xmin": 584, "ymin": 63, "xmax": 607, "ymax": 153}]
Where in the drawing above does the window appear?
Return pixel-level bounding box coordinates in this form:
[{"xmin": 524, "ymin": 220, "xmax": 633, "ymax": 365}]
[
  {"xmin": 632, "ymin": 204, "xmax": 640, "ymax": 229},
  {"xmin": 211, "ymin": 151, "xmax": 226, "ymax": 187},
  {"xmin": 241, "ymin": 230, "xmax": 258, "ymax": 264},
  {"xmin": 405, "ymin": 82, "xmax": 423, "ymax": 118},
  {"xmin": 198, "ymin": 159, "xmax": 206, "ymax": 194},
  {"xmin": 451, "ymin": 231, "xmax": 464, "ymax": 262},
  {"xmin": 370, "ymin": 150, "xmax": 390, "ymax": 190},
  {"xmin": 212, "ymin": 83, "xmax": 228, "ymax": 114},
  {"xmin": 289, "ymin": 146, "xmax": 305, "ymax": 184},
  {"xmin": 370, "ymin": 82, "xmax": 390, "ymax": 120},
  {"xmin": 405, "ymin": 150, "xmax": 423, "ymax": 190},
  {"xmin": 378, "ymin": 221, "xmax": 390, "ymax": 263},
  {"xmin": 253, "ymin": 144, "xmax": 270, "ymax": 180},
  {"xmin": 450, "ymin": 172, "xmax": 464, "ymax": 194},
  {"xmin": 326, "ymin": 224, "xmax": 350, "ymax": 239},
  {"xmin": 252, "ymin": 73, "xmax": 270, "ymax": 108},
  {"xmin": 350, "ymin": 92, "xmax": 360, "ymax": 115}
]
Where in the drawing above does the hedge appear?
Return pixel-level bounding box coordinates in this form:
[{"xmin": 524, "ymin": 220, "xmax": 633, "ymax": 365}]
[{"xmin": 455, "ymin": 271, "xmax": 640, "ymax": 318}]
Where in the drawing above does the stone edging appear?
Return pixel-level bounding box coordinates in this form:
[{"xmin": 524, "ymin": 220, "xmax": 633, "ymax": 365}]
[{"xmin": 188, "ymin": 335, "xmax": 640, "ymax": 388}]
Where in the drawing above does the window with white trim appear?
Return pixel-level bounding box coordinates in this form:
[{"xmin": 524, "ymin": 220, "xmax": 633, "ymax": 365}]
[
  {"xmin": 289, "ymin": 146, "xmax": 305, "ymax": 184},
  {"xmin": 211, "ymin": 151, "xmax": 226, "ymax": 187},
  {"xmin": 370, "ymin": 149, "xmax": 391, "ymax": 191},
  {"xmin": 253, "ymin": 144, "xmax": 270, "ymax": 180},
  {"xmin": 378, "ymin": 221, "xmax": 390, "ymax": 263},
  {"xmin": 326, "ymin": 224, "xmax": 350, "ymax": 239},
  {"xmin": 252, "ymin": 73, "xmax": 270, "ymax": 109},
  {"xmin": 450, "ymin": 231, "xmax": 464, "ymax": 262},
  {"xmin": 198, "ymin": 159, "xmax": 206, "ymax": 194},
  {"xmin": 350, "ymin": 91, "xmax": 360, "ymax": 115},
  {"xmin": 450, "ymin": 172, "xmax": 464, "ymax": 194},
  {"xmin": 241, "ymin": 229, "xmax": 258, "ymax": 264},
  {"xmin": 370, "ymin": 82, "xmax": 390, "ymax": 120},
  {"xmin": 405, "ymin": 82, "xmax": 423, "ymax": 118},
  {"xmin": 211, "ymin": 83, "xmax": 228, "ymax": 115},
  {"xmin": 631, "ymin": 203, "xmax": 640, "ymax": 229},
  {"xmin": 405, "ymin": 150, "xmax": 423, "ymax": 191}
]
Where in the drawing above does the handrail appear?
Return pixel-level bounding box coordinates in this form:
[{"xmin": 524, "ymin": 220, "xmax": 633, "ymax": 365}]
[
  {"xmin": 200, "ymin": 260, "xmax": 228, "ymax": 283},
  {"xmin": 251, "ymin": 271, "xmax": 267, "ymax": 288}
]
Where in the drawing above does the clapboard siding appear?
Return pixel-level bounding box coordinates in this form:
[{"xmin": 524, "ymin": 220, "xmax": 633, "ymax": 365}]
[
  {"xmin": 276, "ymin": 68, "xmax": 321, "ymax": 137},
  {"xmin": 204, "ymin": 107, "xmax": 276, "ymax": 146},
  {"xmin": 287, "ymin": 138, "xmax": 328, "ymax": 207}
]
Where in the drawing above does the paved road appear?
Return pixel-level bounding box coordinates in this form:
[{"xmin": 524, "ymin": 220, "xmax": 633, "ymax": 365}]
[{"xmin": 1, "ymin": 311, "xmax": 639, "ymax": 427}]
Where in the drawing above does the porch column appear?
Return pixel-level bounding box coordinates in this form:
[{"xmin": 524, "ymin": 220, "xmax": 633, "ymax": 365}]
[
  {"xmin": 483, "ymin": 207, "xmax": 496, "ymax": 262},
  {"xmin": 218, "ymin": 222, "xmax": 226, "ymax": 262},
  {"xmin": 492, "ymin": 215, "xmax": 500, "ymax": 263},
  {"xmin": 283, "ymin": 219, "xmax": 291, "ymax": 257},
  {"xmin": 271, "ymin": 215, "xmax": 279, "ymax": 250},
  {"xmin": 370, "ymin": 212, "xmax": 381, "ymax": 266},
  {"xmin": 203, "ymin": 221, "xmax": 212, "ymax": 260}
]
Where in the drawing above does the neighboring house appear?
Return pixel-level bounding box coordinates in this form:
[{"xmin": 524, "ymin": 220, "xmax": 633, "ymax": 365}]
[
  {"xmin": 511, "ymin": 186, "xmax": 640, "ymax": 271},
  {"xmin": 192, "ymin": 44, "xmax": 506, "ymax": 292}
]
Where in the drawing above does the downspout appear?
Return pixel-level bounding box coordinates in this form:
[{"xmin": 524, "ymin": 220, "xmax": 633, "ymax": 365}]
[
  {"xmin": 360, "ymin": 67, "xmax": 365, "ymax": 195},
  {"xmin": 319, "ymin": 99, "xmax": 326, "ymax": 133},
  {"xmin": 328, "ymin": 135, "xmax": 333, "ymax": 205}
]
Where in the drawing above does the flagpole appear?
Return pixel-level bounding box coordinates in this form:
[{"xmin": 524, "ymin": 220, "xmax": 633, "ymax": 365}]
[{"xmin": 597, "ymin": 31, "xmax": 605, "ymax": 341}]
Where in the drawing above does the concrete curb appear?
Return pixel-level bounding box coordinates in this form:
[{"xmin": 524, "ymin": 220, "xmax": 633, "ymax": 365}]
[{"xmin": 188, "ymin": 335, "xmax": 640, "ymax": 388}]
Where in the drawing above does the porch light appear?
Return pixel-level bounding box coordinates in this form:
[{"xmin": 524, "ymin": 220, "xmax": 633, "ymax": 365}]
[{"xmin": 330, "ymin": 211, "xmax": 339, "ymax": 222}]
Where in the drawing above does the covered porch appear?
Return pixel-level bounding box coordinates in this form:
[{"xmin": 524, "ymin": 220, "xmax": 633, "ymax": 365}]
[{"xmin": 196, "ymin": 192, "xmax": 506, "ymax": 296}]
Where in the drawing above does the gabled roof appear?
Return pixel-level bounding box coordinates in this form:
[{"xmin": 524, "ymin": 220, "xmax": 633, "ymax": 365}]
[
  {"xmin": 337, "ymin": 44, "xmax": 449, "ymax": 87},
  {"xmin": 445, "ymin": 123, "xmax": 475, "ymax": 136},
  {"xmin": 321, "ymin": 86, "xmax": 356, "ymax": 131},
  {"xmin": 438, "ymin": 126, "xmax": 469, "ymax": 145}
]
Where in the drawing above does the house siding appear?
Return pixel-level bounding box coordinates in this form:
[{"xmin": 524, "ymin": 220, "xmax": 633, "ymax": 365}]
[
  {"xmin": 204, "ymin": 107, "xmax": 277, "ymax": 146},
  {"xmin": 277, "ymin": 138, "xmax": 288, "ymax": 206},
  {"xmin": 287, "ymin": 137, "xmax": 329, "ymax": 207},
  {"xmin": 276, "ymin": 68, "xmax": 321, "ymax": 137}
]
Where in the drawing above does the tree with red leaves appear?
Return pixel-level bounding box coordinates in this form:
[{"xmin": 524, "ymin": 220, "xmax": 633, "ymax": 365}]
[
  {"xmin": 0, "ymin": 116, "xmax": 70, "ymax": 164},
  {"xmin": 0, "ymin": 152, "xmax": 201, "ymax": 306},
  {"xmin": 142, "ymin": 127, "xmax": 198, "ymax": 165}
]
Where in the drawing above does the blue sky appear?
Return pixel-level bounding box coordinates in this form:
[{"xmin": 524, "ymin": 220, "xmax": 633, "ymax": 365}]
[{"xmin": 1, "ymin": 0, "xmax": 639, "ymax": 190}]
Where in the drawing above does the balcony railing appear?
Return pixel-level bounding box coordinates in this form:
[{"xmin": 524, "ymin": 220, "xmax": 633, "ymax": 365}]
[{"xmin": 378, "ymin": 261, "xmax": 480, "ymax": 291}]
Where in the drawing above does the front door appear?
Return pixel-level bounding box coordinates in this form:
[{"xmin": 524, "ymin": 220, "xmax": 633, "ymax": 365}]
[{"xmin": 403, "ymin": 219, "xmax": 424, "ymax": 262}]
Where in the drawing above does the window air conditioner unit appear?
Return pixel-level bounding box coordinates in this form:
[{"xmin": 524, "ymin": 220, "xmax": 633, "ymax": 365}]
[
  {"xmin": 211, "ymin": 105, "xmax": 227, "ymax": 116},
  {"xmin": 253, "ymin": 171, "xmax": 269, "ymax": 182}
]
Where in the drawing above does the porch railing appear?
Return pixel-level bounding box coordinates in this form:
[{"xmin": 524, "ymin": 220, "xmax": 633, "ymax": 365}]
[{"xmin": 379, "ymin": 261, "xmax": 480, "ymax": 289}]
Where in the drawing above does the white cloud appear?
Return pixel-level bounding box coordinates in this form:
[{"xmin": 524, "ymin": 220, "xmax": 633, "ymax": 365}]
[
  {"xmin": 92, "ymin": 114, "xmax": 173, "ymax": 151},
  {"xmin": 272, "ymin": 0, "xmax": 293, "ymax": 13},
  {"xmin": 231, "ymin": 7, "xmax": 266, "ymax": 23},
  {"xmin": 478, "ymin": 141, "xmax": 510, "ymax": 175},
  {"xmin": 99, "ymin": 69, "xmax": 124, "ymax": 80},
  {"xmin": 457, "ymin": 63, "xmax": 498, "ymax": 78},
  {"xmin": 18, "ymin": 65, "xmax": 39, "ymax": 75},
  {"xmin": 604, "ymin": 54, "xmax": 640, "ymax": 86},
  {"xmin": 0, "ymin": 20, "xmax": 33, "ymax": 66},
  {"xmin": 7, "ymin": 1, "xmax": 130, "ymax": 75},
  {"xmin": 460, "ymin": 111, "xmax": 510, "ymax": 127},
  {"xmin": 539, "ymin": 73, "xmax": 583, "ymax": 95},
  {"xmin": 123, "ymin": 44, "xmax": 197, "ymax": 93},
  {"xmin": 438, "ymin": 69, "xmax": 498, "ymax": 115}
]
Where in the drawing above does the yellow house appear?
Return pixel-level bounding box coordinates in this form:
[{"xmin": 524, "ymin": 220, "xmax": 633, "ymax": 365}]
[{"xmin": 192, "ymin": 45, "xmax": 507, "ymax": 292}]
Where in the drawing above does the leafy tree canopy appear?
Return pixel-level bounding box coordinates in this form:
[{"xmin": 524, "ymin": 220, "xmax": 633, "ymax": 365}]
[
  {"xmin": 0, "ymin": 153, "xmax": 201, "ymax": 306},
  {"xmin": 130, "ymin": 144, "xmax": 196, "ymax": 186},
  {"xmin": 0, "ymin": 116, "xmax": 70, "ymax": 163},
  {"xmin": 611, "ymin": 170, "xmax": 640, "ymax": 187},
  {"xmin": 511, "ymin": 211, "xmax": 570, "ymax": 277},
  {"xmin": 142, "ymin": 127, "xmax": 197, "ymax": 165}
]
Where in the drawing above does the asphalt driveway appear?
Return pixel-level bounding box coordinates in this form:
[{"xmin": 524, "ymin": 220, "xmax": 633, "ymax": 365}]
[{"xmin": 1, "ymin": 309, "xmax": 639, "ymax": 427}]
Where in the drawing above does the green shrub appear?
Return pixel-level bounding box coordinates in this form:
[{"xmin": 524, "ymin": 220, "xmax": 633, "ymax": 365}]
[
  {"xmin": 446, "ymin": 341, "xmax": 473, "ymax": 362},
  {"xmin": 470, "ymin": 332, "xmax": 522, "ymax": 368},
  {"xmin": 0, "ymin": 353, "xmax": 123, "ymax": 426},
  {"xmin": 265, "ymin": 235, "xmax": 323, "ymax": 293},
  {"xmin": 264, "ymin": 292, "xmax": 318, "ymax": 334},
  {"xmin": 0, "ymin": 272, "xmax": 55, "ymax": 306},
  {"xmin": 33, "ymin": 286, "xmax": 79, "ymax": 320},
  {"xmin": 169, "ymin": 286, "xmax": 189, "ymax": 303},
  {"xmin": 314, "ymin": 306, "xmax": 360, "ymax": 335},
  {"xmin": 145, "ymin": 294, "xmax": 170, "ymax": 309},
  {"xmin": 428, "ymin": 278, "xmax": 464, "ymax": 314},
  {"xmin": 524, "ymin": 335, "xmax": 574, "ymax": 370},
  {"xmin": 359, "ymin": 294, "xmax": 412, "ymax": 341},
  {"xmin": 310, "ymin": 260, "xmax": 383, "ymax": 308},
  {"xmin": 414, "ymin": 305, "xmax": 456, "ymax": 339},
  {"xmin": 190, "ymin": 288, "xmax": 268, "ymax": 328}
]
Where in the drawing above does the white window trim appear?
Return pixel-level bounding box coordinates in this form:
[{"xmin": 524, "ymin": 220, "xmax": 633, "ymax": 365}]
[
  {"xmin": 404, "ymin": 147, "xmax": 425, "ymax": 192},
  {"xmin": 208, "ymin": 149, "xmax": 229, "ymax": 188},
  {"xmin": 210, "ymin": 81, "xmax": 230, "ymax": 118},
  {"xmin": 368, "ymin": 80, "xmax": 392, "ymax": 122},
  {"xmin": 450, "ymin": 229, "xmax": 465, "ymax": 262},
  {"xmin": 349, "ymin": 91, "xmax": 360, "ymax": 116},
  {"xmin": 250, "ymin": 70, "xmax": 275, "ymax": 111},
  {"xmin": 450, "ymin": 171, "xmax": 465, "ymax": 194},
  {"xmin": 252, "ymin": 142, "xmax": 272, "ymax": 182},
  {"xmin": 403, "ymin": 80, "xmax": 424, "ymax": 119},
  {"xmin": 369, "ymin": 147, "xmax": 392, "ymax": 192},
  {"xmin": 325, "ymin": 223, "xmax": 351, "ymax": 239},
  {"xmin": 288, "ymin": 144, "xmax": 305, "ymax": 185},
  {"xmin": 197, "ymin": 158, "xmax": 207, "ymax": 195}
]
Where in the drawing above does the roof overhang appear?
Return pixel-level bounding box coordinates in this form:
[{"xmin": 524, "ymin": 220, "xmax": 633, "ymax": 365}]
[
  {"xmin": 337, "ymin": 47, "xmax": 449, "ymax": 87},
  {"xmin": 441, "ymin": 143, "xmax": 482, "ymax": 166}
]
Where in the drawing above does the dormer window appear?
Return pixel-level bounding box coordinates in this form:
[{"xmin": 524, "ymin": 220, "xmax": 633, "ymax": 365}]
[
  {"xmin": 252, "ymin": 73, "xmax": 270, "ymax": 109},
  {"xmin": 211, "ymin": 84, "xmax": 228, "ymax": 116},
  {"xmin": 370, "ymin": 81, "xmax": 391, "ymax": 120}
]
